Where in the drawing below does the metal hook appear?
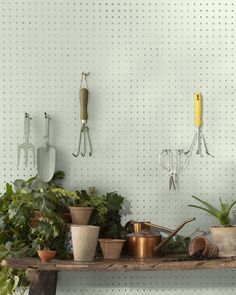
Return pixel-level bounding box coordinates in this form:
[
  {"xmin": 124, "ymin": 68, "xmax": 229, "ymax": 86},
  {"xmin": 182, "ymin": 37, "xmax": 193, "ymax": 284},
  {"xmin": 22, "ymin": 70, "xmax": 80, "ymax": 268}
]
[{"xmin": 80, "ymin": 72, "xmax": 90, "ymax": 89}]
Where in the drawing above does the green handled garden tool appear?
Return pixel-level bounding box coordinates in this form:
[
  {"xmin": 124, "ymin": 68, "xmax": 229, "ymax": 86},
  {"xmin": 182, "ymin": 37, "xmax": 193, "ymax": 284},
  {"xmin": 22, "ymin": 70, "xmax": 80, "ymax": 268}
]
[{"xmin": 73, "ymin": 72, "xmax": 92, "ymax": 157}]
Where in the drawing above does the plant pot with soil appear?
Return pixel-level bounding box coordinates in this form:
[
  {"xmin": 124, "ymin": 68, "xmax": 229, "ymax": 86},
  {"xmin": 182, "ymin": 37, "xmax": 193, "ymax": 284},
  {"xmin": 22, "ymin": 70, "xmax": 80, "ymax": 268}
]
[
  {"xmin": 68, "ymin": 187, "xmax": 108, "ymax": 225},
  {"xmin": 99, "ymin": 239, "xmax": 126, "ymax": 259},
  {"xmin": 37, "ymin": 249, "xmax": 57, "ymax": 263},
  {"xmin": 31, "ymin": 214, "xmax": 66, "ymax": 263},
  {"xmin": 96, "ymin": 192, "xmax": 127, "ymax": 259},
  {"xmin": 69, "ymin": 206, "xmax": 94, "ymax": 225},
  {"xmin": 189, "ymin": 195, "xmax": 236, "ymax": 257}
]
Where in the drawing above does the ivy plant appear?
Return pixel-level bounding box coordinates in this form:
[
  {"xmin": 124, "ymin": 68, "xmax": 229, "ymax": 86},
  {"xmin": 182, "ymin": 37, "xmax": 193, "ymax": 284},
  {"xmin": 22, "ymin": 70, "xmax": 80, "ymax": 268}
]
[{"xmin": 0, "ymin": 171, "xmax": 69, "ymax": 294}]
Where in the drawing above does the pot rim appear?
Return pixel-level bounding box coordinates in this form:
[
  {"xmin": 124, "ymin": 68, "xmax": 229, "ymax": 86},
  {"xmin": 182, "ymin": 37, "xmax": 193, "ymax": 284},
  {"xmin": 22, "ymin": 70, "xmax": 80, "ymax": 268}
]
[
  {"xmin": 37, "ymin": 250, "xmax": 57, "ymax": 253},
  {"xmin": 99, "ymin": 239, "xmax": 126, "ymax": 243},
  {"xmin": 69, "ymin": 206, "xmax": 94, "ymax": 210},
  {"xmin": 211, "ymin": 225, "xmax": 236, "ymax": 229},
  {"xmin": 70, "ymin": 224, "xmax": 100, "ymax": 229}
]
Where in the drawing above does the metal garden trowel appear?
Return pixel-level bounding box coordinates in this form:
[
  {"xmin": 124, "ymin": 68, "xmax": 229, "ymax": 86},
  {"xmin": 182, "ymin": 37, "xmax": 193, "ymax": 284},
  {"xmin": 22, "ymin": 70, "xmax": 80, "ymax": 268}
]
[{"xmin": 37, "ymin": 113, "xmax": 56, "ymax": 182}]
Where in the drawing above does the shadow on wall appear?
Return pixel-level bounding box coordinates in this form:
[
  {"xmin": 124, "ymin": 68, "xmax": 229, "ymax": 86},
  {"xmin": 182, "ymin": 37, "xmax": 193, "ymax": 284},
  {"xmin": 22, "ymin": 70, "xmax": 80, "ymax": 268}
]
[{"xmin": 56, "ymin": 269, "xmax": 236, "ymax": 294}]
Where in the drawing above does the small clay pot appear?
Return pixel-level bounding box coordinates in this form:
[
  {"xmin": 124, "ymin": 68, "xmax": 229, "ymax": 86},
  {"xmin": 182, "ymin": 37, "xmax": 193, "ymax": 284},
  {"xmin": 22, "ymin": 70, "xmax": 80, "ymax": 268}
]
[
  {"xmin": 99, "ymin": 239, "xmax": 126, "ymax": 259},
  {"xmin": 37, "ymin": 250, "xmax": 57, "ymax": 263},
  {"xmin": 69, "ymin": 207, "xmax": 94, "ymax": 225},
  {"xmin": 189, "ymin": 235, "xmax": 218, "ymax": 258}
]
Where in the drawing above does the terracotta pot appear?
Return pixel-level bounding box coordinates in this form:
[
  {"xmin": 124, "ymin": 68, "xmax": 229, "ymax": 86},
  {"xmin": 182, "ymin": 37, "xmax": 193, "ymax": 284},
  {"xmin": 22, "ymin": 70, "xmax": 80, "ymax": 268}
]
[
  {"xmin": 69, "ymin": 207, "xmax": 94, "ymax": 225},
  {"xmin": 189, "ymin": 235, "xmax": 218, "ymax": 258},
  {"xmin": 37, "ymin": 250, "xmax": 57, "ymax": 263},
  {"xmin": 99, "ymin": 239, "xmax": 126, "ymax": 259},
  {"xmin": 71, "ymin": 225, "xmax": 100, "ymax": 261},
  {"xmin": 211, "ymin": 226, "xmax": 236, "ymax": 257}
]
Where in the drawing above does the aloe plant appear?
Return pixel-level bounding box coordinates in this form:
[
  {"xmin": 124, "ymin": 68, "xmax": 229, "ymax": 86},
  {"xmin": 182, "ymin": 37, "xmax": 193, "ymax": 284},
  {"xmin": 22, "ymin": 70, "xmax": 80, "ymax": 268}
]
[{"xmin": 189, "ymin": 196, "xmax": 236, "ymax": 226}]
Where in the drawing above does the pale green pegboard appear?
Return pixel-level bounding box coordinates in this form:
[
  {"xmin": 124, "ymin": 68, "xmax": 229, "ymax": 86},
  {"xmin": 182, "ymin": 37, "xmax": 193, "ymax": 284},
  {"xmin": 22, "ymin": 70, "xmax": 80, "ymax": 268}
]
[{"xmin": 0, "ymin": 0, "xmax": 236, "ymax": 294}]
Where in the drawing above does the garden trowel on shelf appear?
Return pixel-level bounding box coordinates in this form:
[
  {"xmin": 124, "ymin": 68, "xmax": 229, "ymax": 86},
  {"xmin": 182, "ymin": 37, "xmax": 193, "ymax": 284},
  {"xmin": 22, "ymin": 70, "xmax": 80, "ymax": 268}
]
[{"xmin": 37, "ymin": 113, "xmax": 56, "ymax": 182}]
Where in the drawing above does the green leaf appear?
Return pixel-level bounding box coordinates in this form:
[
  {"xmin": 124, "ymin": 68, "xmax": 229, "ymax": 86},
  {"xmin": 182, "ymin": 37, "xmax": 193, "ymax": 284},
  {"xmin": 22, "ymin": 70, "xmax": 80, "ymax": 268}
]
[
  {"xmin": 188, "ymin": 205, "xmax": 218, "ymax": 216},
  {"xmin": 6, "ymin": 184, "xmax": 13, "ymax": 196},
  {"xmin": 13, "ymin": 275, "xmax": 20, "ymax": 290},
  {"xmin": 0, "ymin": 244, "xmax": 10, "ymax": 260},
  {"xmin": 227, "ymin": 200, "xmax": 236, "ymax": 215},
  {"xmin": 191, "ymin": 196, "xmax": 220, "ymax": 216},
  {"xmin": 13, "ymin": 180, "xmax": 28, "ymax": 192}
]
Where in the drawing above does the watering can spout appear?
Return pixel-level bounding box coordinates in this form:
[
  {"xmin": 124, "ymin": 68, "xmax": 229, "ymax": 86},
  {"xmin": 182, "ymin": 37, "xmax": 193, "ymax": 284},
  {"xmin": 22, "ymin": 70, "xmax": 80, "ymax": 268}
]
[{"xmin": 153, "ymin": 217, "xmax": 195, "ymax": 253}]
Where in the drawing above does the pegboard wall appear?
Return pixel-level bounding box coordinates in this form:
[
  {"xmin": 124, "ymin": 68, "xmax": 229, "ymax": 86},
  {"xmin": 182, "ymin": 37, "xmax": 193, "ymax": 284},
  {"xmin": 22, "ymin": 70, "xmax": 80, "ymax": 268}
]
[{"xmin": 1, "ymin": 0, "xmax": 236, "ymax": 294}]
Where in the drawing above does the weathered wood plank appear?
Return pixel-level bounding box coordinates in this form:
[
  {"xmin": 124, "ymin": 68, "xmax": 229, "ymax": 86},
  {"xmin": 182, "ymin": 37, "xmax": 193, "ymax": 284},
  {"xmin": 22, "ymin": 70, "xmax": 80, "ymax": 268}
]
[
  {"xmin": 27, "ymin": 269, "xmax": 58, "ymax": 295},
  {"xmin": 2, "ymin": 256, "xmax": 236, "ymax": 272}
]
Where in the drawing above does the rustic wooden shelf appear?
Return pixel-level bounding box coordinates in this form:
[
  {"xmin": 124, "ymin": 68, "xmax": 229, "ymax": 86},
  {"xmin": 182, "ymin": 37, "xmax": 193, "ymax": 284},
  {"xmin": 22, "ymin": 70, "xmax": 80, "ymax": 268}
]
[
  {"xmin": 3, "ymin": 255, "xmax": 236, "ymax": 272},
  {"xmin": 2, "ymin": 255, "xmax": 236, "ymax": 295}
]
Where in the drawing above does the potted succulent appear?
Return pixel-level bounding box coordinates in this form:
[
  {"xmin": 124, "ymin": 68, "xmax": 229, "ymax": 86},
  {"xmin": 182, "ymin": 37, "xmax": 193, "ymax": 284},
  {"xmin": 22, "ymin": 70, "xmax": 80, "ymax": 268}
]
[{"xmin": 189, "ymin": 195, "xmax": 236, "ymax": 257}]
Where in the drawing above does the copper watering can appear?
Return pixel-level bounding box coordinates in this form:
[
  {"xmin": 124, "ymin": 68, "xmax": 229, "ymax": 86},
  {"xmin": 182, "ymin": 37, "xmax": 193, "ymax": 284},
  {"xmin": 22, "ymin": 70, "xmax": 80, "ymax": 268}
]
[{"xmin": 124, "ymin": 218, "xmax": 195, "ymax": 259}]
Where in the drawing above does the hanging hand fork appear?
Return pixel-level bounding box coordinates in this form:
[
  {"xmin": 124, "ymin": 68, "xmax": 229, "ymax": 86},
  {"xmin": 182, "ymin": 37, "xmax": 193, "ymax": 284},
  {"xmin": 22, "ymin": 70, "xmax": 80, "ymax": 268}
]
[
  {"xmin": 159, "ymin": 149, "xmax": 189, "ymax": 190},
  {"xmin": 73, "ymin": 122, "xmax": 92, "ymax": 157},
  {"xmin": 73, "ymin": 72, "xmax": 92, "ymax": 157},
  {"xmin": 185, "ymin": 92, "xmax": 213, "ymax": 157},
  {"xmin": 17, "ymin": 113, "xmax": 36, "ymax": 166}
]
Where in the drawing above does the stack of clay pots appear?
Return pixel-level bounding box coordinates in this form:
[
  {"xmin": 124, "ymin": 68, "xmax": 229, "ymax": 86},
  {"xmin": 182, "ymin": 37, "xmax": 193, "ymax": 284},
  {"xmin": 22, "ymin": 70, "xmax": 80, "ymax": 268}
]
[{"xmin": 70, "ymin": 206, "xmax": 100, "ymax": 261}]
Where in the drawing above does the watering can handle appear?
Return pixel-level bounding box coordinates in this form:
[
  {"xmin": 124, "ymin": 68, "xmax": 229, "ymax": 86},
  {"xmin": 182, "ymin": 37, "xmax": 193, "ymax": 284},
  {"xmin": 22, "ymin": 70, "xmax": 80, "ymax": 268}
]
[
  {"xmin": 124, "ymin": 220, "xmax": 132, "ymax": 238},
  {"xmin": 124, "ymin": 220, "xmax": 151, "ymax": 238},
  {"xmin": 144, "ymin": 222, "xmax": 173, "ymax": 234},
  {"xmin": 154, "ymin": 217, "xmax": 195, "ymax": 253}
]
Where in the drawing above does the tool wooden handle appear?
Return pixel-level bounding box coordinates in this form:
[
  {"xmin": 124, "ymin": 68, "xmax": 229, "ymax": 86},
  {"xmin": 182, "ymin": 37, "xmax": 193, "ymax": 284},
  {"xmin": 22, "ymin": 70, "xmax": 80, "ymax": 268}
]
[
  {"xmin": 194, "ymin": 92, "xmax": 202, "ymax": 127},
  {"xmin": 80, "ymin": 88, "xmax": 88, "ymax": 121}
]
